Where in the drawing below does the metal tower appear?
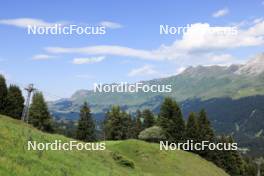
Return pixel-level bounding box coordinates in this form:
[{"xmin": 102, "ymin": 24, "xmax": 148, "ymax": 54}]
[{"xmin": 21, "ymin": 84, "xmax": 36, "ymax": 123}]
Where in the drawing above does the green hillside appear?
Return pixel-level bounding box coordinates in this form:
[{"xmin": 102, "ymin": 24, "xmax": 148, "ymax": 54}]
[{"xmin": 0, "ymin": 115, "xmax": 228, "ymax": 176}]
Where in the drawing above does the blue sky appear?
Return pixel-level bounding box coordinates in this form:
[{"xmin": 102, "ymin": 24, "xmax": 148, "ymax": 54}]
[{"xmin": 0, "ymin": 0, "xmax": 264, "ymax": 100}]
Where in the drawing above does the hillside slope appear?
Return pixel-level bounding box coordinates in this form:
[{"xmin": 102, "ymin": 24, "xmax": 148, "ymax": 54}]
[{"xmin": 0, "ymin": 115, "xmax": 228, "ymax": 176}]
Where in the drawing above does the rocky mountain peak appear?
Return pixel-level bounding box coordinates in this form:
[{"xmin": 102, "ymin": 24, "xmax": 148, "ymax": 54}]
[{"xmin": 236, "ymin": 53, "xmax": 264, "ymax": 75}]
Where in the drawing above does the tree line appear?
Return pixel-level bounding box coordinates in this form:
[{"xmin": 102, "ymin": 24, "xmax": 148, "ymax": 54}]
[
  {"xmin": 0, "ymin": 75, "xmax": 53, "ymax": 132},
  {"xmin": 0, "ymin": 74, "xmax": 260, "ymax": 176},
  {"xmin": 0, "ymin": 75, "xmax": 24, "ymax": 119},
  {"xmin": 75, "ymin": 96, "xmax": 258, "ymax": 176}
]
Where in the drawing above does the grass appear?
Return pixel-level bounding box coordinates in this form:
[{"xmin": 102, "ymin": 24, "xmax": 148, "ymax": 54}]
[{"xmin": 0, "ymin": 115, "xmax": 229, "ymax": 176}]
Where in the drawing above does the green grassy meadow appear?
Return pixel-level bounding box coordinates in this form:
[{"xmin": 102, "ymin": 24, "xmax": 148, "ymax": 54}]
[{"xmin": 0, "ymin": 115, "xmax": 228, "ymax": 176}]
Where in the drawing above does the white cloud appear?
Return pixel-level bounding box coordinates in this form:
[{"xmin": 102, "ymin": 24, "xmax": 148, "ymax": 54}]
[
  {"xmin": 176, "ymin": 67, "xmax": 186, "ymax": 74},
  {"xmin": 99, "ymin": 21, "xmax": 123, "ymax": 29},
  {"xmin": 0, "ymin": 18, "xmax": 64, "ymax": 28},
  {"xmin": 212, "ymin": 8, "xmax": 229, "ymax": 18},
  {"xmin": 45, "ymin": 20, "xmax": 264, "ymax": 64},
  {"xmin": 72, "ymin": 56, "xmax": 105, "ymax": 64},
  {"xmin": 128, "ymin": 65, "xmax": 158, "ymax": 77},
  {"xmin": 128, "ymin": 66, "xmax": 185, "ymax": 78},
  {"xmin": 246, "ymin": 19, "xmax": 264, "ymax": 36},
  {"xmin": 253, "ymin": 18, "xmax": 263, "ymax": 24},
  {"xmin": 209, "ymin": 54, "xmax": 234, "ymax": 62},
  {"xmin": 32, "ymin": 54, "xmax": 55, "ymax": 60},
  {"xmin": 47, "ymin": 45, "xmax": 161, "ymax": 60},
  {"xmin": 204, "ymin": 53, "xmax": 243, "ymax": 65}
]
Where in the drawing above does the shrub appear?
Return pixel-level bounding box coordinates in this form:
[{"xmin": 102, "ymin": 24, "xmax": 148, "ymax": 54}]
[{"xmin": 138, "ymin": 126, "xmax": 166, "ymax": 142}]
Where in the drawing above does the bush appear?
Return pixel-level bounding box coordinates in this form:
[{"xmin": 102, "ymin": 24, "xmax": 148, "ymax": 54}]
[{"xmin": 138, "ymin": 126, "xmax": 166, "ymax": 142}]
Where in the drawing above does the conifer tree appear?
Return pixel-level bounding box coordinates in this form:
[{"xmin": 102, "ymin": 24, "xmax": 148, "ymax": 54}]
[
  {"xmin": 0, "ymin": 74, "xmax": 7, "ymax": 114},
  {"xmin": 217, "ymin": 136, "xmax": 245, "ymax": 176},
  {"xmin": 126, "ymin": 113, "xmax": 136, "ymax": 139},
  {"xmin": 227, "ymin": 136, "xmax": 245, "ymax": 176},
  {"xmin": 197, "ymin": 109, "xmax": 214, "ymax": 141},
  {"xmin": 197, "ymin": 109, "xmax": 215, "ymax": 158},
  {"xmin": 134, "ymin": 110, "xmax": 143, "ymax": 138},
  {"xmin": 242, "ymin": 157, "xmax": 257, "ymax": 176},
  {"xmin": 5, "ymin": 85, "xmax": 24, "ymax": 119},
  {"xmin": 158, "ymin": 97, "xmax": 185, "ymax": 142},
  {"xmin": 186, "ymin": 112, "xmax": 199, "ymax": 143},
  {"xmin": 142, "ymin": 109, "xmax": 155, "ymax": 129},
  {"xmin": 104, "ymin": 106, "xmax": 128, "ymax": 140},
  {"xmin": 76, "ymin": 102, "xmax": 96, "ymax": 142},
  {"xmin": 125, "ymin": 111, "xmax": 136, "ymax": 139},
  {"xmin": 29, "ymin": 92, "xmax": 53, "ymax": 132}
]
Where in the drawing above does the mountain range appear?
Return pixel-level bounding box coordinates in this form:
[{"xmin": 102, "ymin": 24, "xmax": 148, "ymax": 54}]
[
  {"xmin": 49, "ymin": 53, "xmax": 264, "ymax": 114},
  {"xmin": 49, "ymin": 53, "xmax": 264, "ymax": 156}
]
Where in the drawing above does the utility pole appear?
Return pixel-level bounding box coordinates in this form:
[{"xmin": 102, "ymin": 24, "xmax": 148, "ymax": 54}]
[{"xmin": 21, "ymin": 84, "xmax": 36, "ymax": 123}]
